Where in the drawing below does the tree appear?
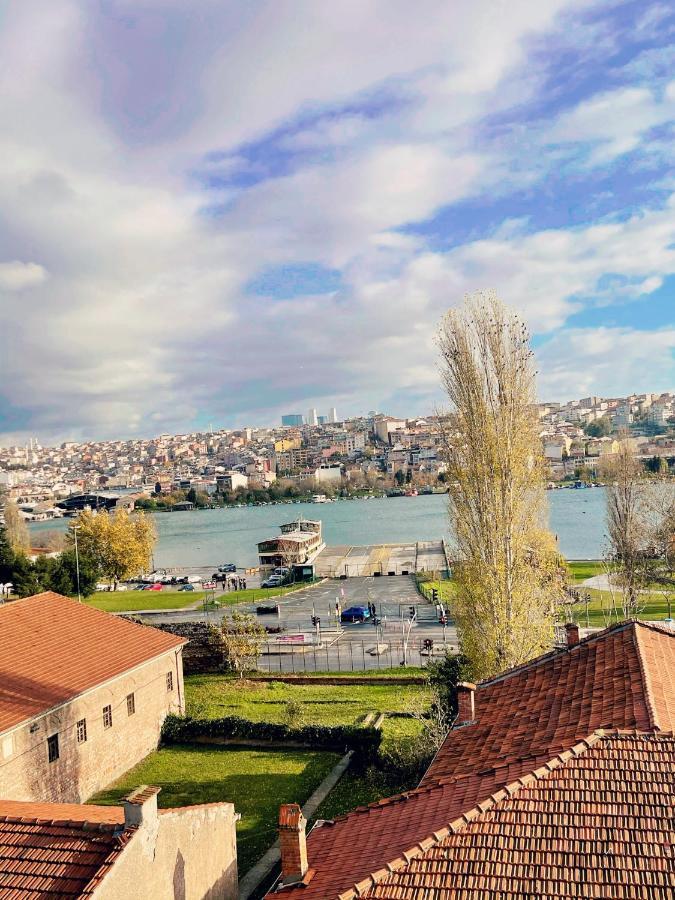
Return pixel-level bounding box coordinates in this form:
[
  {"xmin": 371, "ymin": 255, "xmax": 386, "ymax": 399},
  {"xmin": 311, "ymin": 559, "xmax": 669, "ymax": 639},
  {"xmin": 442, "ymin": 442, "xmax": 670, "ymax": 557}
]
[
  {"xmin": 214, "ymin": 612, "xmax": 266, "ymax": 674},
  {"xmin": 186, "ymin": 487, "xmax": 198, "ymax": 504},
  {"xmin": 67, "ymin": 507, "xmax": 156, "ymax": 589},
  {"xmin": 584, "ymin": 417, "xmax": 612, "ymax": 438},
  {"xmin": 394, "ymin": 470, "xmax": 405, "ymax": 487},
  {"xmin": 437, "ymin": 292, "xmax": 564, "ymax": 680},
  {"xmin": 3, "ymin": 501, "xmax": 30, "ymax": 553},
  {"xmin": 0, "ymin": 525, "xmax": 15, "ymax": 583},
  {"xmin": 602, "ymin": 439, "xmax": 646, "ymax": 618},
  {"xmin": 47, "ymin": 549, "xmax": 98, "ymax": 597}
]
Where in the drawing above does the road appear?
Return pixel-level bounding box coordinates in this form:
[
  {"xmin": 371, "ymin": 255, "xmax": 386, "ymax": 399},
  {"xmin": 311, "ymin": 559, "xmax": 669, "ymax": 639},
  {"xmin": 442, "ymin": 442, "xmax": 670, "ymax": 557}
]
[{"xmin": 138, "ymin": 575, "xmax": 459, "ymax": 672}]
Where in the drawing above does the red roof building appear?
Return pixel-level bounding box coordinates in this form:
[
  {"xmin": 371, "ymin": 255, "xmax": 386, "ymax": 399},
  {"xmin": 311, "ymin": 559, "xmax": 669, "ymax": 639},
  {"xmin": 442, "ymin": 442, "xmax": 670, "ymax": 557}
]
[
  {"xmin": 0, "ymin": 592, "xmax": 187, "ymax": 804},
  {"xmin": 268, "ymin": 621, "xmax": 675, "ymax": 899}
]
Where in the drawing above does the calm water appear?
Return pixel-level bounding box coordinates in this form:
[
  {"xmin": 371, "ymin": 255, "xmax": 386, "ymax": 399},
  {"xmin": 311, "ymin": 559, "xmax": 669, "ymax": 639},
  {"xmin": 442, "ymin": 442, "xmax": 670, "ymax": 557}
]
[{"xmin": 31, "ymin": 488, "xmax": 608, "ymax": 568}]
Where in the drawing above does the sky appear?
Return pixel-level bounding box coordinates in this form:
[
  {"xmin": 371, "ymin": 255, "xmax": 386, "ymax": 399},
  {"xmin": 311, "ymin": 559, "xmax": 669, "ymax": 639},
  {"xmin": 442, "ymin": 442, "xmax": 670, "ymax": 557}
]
[{"xmin": 1, "ymin": 0, "xmax": 674, "ymax": 445}]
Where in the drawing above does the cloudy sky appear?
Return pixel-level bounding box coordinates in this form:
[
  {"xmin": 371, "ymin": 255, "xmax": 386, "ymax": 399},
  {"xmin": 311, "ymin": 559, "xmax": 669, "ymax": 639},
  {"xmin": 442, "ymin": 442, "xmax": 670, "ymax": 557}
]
[{"xmin": 1, "ymin": 1, "xmax": 674, "ymax": 444}]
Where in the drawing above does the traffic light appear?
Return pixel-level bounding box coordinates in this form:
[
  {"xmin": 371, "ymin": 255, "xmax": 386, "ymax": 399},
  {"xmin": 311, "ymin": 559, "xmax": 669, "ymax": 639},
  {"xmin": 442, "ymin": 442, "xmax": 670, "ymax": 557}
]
[
  {"xmin": 311, "ymin": 616, "xmax": 320, "ymax": 627},
  {"xmin": 431, "ymin": 588, "xmax": 439, "ymax": 603},
  {"xmin": 439, "ymin": 614, "xmax": 447, "ymax": 625},
  {"xmin": 409, "ymin": 606, "xmax": 416, "ymax": 620},
  {"xmin": 424, "ymin": 638, "xmax": 434, "ymax": 651}
]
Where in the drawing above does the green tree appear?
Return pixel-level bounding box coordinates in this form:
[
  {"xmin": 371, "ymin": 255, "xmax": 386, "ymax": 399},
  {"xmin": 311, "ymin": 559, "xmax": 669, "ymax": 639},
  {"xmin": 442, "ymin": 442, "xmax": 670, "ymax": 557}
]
[
  {"xmin": 0, "ymin": 525, "xmax": 15, "ymax": 583},
  {"xmin": 437, "ymin": 292, "xmax": 564, "ymax": 680},
  {"xmin": 3, "ymin": 501, "xmax": 30, "ymax": 553},
  {"xmin": 584, "ymin": 417, "xmax": 612, "ymax": 438},
  {"xmin": 186, "ymin": 487, "xmax": 198, "ymax": 504},
  {"xmin": 67, "ymin": 507, "xmax": 156, "ymax": 589},
  {"xmin": 394, "ymin": 470, "xmax": 405, "ymax": 487},
  {"xmin": 215, "ymin": 612, "xmax": 266, "ymax": 674},
  {"xmin": 47, "ymin": 549, "xmax": 98, "ymax": 597}
]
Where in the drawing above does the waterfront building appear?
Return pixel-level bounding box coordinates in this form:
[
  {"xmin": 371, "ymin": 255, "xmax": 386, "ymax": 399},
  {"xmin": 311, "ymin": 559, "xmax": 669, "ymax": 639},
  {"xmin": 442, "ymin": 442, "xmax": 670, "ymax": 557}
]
[{"xmin": 257, "ymin": 518, "xmax": 324, "ymax": 572}]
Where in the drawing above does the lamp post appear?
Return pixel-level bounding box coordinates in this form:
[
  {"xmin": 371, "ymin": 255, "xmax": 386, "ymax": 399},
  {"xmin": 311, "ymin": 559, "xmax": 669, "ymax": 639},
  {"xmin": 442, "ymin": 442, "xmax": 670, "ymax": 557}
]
[{"xmin": 72, "ymin": 525, "xmax": 81, "ymax": 602}]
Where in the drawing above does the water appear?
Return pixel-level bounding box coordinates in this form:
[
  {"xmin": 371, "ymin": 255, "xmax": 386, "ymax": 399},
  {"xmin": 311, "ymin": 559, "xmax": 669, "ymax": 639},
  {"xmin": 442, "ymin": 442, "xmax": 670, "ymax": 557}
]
[{"xmin": 30, "ymin": 488, "xmax": 608, "ymax": 568}]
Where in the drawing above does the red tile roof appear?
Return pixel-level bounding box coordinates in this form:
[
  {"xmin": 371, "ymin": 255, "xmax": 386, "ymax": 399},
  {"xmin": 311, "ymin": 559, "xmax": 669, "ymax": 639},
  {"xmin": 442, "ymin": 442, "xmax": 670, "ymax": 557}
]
[
  {"xmin": 0, "ymin": 801, "xmax": 130, "ymax": 896},
  {"xmin": 0, "ymin": 592, "xmax": 186, "ymax": 734},
  {"xmin": 270, "ymin": 621, "xmax": 675, "ymax": 900}
]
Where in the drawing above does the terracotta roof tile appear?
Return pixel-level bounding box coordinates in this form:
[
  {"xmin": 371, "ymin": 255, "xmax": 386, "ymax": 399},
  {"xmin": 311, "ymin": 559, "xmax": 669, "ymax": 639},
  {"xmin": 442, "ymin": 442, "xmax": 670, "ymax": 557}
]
[
  {"xmin": 0, "ymin": 592, "xmax": 186, "ymax": 734},
  {"xmin": 0, "ymin": 800, "xmax": 130, "ymax": 897},
  {"xmin": 269, "ymin": 622, "xmax": 675, "ymax": 900}
]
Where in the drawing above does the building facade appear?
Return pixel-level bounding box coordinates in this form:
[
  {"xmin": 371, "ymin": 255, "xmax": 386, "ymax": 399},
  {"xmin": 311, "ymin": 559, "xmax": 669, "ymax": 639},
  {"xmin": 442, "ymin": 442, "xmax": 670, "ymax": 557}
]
[{"xmin": 0, "ymin": 592, "xmax": 186, "ymax": 804}]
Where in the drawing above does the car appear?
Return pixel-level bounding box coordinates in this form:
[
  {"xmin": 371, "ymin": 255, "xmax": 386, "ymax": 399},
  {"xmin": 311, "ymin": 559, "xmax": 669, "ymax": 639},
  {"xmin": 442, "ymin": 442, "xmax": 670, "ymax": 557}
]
[
  {"xmin": 261, "ymin": 574, "xmax": 284, "ymax": 588},
  {"xmin": 218, "ymin": 563, "xmax": 237, "ymax": 573},
  {"xmin": 340, "ymin": 605, "xmax": 371, "ymax": 623},
  {"xmin": 273, "ymin": 567, "xmax": 290, "ymax": 576},
  {"xmin": 134, "ymin": 584, "xmax": 146, "ymax": 590},
  {"xmin": 178, "ymin": 583, "xmax": 195, "ymax": 591},
  {"xmin": 144, "ymin": 583, "xmax": 163, "ymax": 591}
]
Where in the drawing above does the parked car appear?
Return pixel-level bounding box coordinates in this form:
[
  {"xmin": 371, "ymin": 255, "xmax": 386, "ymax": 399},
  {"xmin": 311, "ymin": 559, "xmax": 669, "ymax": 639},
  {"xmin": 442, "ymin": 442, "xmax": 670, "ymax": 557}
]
[
  {"xmin": 218, "ymin": 563, "xmax": 237, "ymax": 573},
  {"xmin": 340, "ymin": 605, "xmax": 370, "ymax": 623},
  {"xmin": 261, "ymin": 574, "xmax": 284, "ymax": 588},
  {"xmin": 178, "ymin": 583, "xmax": 195, "ymax": 592},
  {"xmin": 134, "ymin": 584, "xmax": 146, "ymax": 590},
  {"xmin": 273, "ymin": 567, "xmax": 290, "ymax": 576},
  {"xmin": 144, "ymin": 583, "xmax": 163, "ymax": 591}
]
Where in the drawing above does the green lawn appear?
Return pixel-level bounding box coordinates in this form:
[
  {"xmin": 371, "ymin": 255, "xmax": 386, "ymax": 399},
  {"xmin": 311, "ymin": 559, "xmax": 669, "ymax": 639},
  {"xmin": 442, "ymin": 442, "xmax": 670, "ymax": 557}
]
[
  {"xmin": 184, "ymin": 676, "xmax": 431, "ymax": 726},
  {"xmin": 571, "ymin": 587, "xmax": 675, "ymax": 627},
  {"xmin": 567, "ymin": 560, "xmax": 605, "ymax": 583},
  {"xmin": 89, "ymin": 744, "xmax": 339, "ymax": 874},
  {"xmin": 417, "ymin": 577, "xmax": 456, "ymax": 605},
  {"xmin": 84, "ymin": 581, "xmax": 320, "ymax": 613}
]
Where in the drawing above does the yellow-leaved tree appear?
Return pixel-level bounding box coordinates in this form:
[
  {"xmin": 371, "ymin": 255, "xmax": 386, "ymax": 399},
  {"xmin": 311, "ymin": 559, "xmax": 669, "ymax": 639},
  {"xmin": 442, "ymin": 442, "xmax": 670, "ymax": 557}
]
[
  {"xmin": 437, "ymin": 291, "xmax": 565, "ymax": 680},
  {"xmin": 67, "ymin": 507, "xmax": 156, "ymax": 589}
]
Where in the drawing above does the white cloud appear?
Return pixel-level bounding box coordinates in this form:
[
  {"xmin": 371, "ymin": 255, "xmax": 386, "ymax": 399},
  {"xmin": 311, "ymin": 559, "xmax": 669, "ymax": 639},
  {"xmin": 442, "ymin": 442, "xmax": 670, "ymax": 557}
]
[
  {"xmin": 547, "ymin": 82, "xmax": 675, "ymax": 162},
  {"xmin": 0, "ymin": 261, "xmax": 48, "ymax": 291},
  {"xmin": 536, "ymin": 327, "xmax": 675, "ymax": 399}
]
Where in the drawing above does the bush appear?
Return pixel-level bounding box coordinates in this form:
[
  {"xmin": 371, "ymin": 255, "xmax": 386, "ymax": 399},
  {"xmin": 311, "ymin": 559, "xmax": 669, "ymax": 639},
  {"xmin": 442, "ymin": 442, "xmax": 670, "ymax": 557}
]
[
  {"xmin": 283, "ymin": 699, "xmax": 304, "ymax": 727},
  {"xmin": 161, "ymin": 714, "xmax": 381, "ymax": 765}
]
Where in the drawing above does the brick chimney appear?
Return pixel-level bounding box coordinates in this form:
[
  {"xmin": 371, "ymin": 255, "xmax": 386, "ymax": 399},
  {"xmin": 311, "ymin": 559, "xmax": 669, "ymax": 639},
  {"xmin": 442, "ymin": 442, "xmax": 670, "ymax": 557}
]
[
  {"xmin": 565, "ymin": 622, "xmax": 580, "ymax": 648},
  {"xmin": 456, "ymin": 682, "xmax": 476, "ymax": 724},
  {"xmin": 123, "ymin": 785, "xmax": 161, "ymax": 829},
  {"xmin": 279, "ymin": 803, "xmax": 308, "ymax": 883}
]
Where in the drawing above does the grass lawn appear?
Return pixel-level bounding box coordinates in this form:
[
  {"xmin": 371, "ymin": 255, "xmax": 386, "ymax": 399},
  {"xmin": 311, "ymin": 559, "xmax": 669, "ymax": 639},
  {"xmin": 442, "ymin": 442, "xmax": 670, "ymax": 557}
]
[
  {"xmin": 84, "ymin": 581, "xmax": 319, "ymax": 613},
  {"xmin": 571, "ymin": 587, "xmax": 675, "ymax": 627},
  {"xmin": 567, "ymin": 560, "xmax": 605, "ymax": 583},
  {"xmin": 89, "ymin": 744, "xmax": 339, "ymax": 874},
  {"xmin": 417, "ymin": 578, "xmax": 456, "ymax": 605},
  {"xmin": 184, "ymin": 676, "xmax": 431, "ymax": 726}
]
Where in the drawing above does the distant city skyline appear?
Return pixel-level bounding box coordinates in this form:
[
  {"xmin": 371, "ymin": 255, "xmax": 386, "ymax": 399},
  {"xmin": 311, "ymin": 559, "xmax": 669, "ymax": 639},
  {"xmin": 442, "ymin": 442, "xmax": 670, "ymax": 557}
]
[{"xmin": 1, "ymin": 2, "xmax": 675, "ymax": 446}]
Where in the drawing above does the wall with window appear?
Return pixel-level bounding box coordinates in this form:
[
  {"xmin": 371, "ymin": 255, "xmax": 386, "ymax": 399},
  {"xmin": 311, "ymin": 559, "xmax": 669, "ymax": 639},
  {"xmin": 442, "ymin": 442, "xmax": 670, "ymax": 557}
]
[{"xmin": 0, "ymin": 649, "xmax": 184, "ymax": 803}]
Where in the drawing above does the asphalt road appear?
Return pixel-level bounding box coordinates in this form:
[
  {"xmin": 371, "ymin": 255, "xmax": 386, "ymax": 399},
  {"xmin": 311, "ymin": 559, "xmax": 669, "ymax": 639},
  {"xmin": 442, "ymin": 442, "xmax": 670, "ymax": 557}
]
[{"xmin": 139, "ymin": 575, "xmax": 459, "ymax": 672}]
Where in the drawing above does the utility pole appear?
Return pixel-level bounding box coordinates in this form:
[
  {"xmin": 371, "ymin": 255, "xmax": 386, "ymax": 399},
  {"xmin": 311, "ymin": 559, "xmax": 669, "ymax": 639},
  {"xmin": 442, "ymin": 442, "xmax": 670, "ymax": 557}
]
[{"xmin": 73, "ymin": 525, "xmax": 82, "ymax": 603}]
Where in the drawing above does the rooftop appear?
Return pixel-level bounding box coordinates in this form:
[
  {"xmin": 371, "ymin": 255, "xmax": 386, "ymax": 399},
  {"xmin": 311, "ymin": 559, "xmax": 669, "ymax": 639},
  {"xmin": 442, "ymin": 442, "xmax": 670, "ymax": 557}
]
[
  {"xmin": 0, "ymin": 592, "xmax": 186, "ymax": 735},
  {"xmin": 271, "ymin": 621, "xmax": 675, "ymax": 900}
]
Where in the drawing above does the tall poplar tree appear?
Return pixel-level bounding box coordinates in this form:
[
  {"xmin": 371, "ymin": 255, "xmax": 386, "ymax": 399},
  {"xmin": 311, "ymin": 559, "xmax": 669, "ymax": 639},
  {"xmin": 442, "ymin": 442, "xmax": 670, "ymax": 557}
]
[{"xmin": 437, "ymin": 291, "xmax": 564, "ymax": 680}]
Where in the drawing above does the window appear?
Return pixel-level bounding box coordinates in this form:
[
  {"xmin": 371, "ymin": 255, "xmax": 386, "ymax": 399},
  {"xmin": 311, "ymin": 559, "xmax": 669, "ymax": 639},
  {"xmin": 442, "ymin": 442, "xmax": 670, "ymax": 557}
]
[
  {"xmin": 47, "ymin": 733, "xmax": 59, "ymax": 763},
  {"xmin": 103, "ymin": 705, "xmax": 113, "ymax": 729},
  {"xmin": 126, "ymin": 693, "xmax": 135, "ymax": 716},
  {"xmin": 76, "ymin": 719, "xmax": 87, "ymax": 743},
  {"xmin": 166, "ymin": 671, "xmax": 174, "ymax": 692}
]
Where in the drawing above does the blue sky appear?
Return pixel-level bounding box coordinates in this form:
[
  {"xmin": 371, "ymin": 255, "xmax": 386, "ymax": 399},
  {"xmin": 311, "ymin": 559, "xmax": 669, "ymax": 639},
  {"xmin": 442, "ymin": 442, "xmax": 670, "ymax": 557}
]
[{"xmin": 0, "ymin": 0, "xmax": 674, "ymax": 443}]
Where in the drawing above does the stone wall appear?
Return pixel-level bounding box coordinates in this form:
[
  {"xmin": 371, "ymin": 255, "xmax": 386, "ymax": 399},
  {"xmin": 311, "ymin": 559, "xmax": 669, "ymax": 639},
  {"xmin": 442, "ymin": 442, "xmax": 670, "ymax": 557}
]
[
  {"xmin": 0, "ymin": 649, "xmax": 185, "ymax": 803},
  {"xmin": 153, "ymin": 622, "xmax": 227, "ymax": 674}
]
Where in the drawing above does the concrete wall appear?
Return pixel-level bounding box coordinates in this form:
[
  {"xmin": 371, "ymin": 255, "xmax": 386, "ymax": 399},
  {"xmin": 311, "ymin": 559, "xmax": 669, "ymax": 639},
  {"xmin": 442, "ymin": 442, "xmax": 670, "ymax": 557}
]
[
  {"xmin": 93, "ymin": 803, "xmax": 238, "ymax": 900},
  {"xmin": 0, "ymin": 649, "xmax": 185, "ymax": 803}
]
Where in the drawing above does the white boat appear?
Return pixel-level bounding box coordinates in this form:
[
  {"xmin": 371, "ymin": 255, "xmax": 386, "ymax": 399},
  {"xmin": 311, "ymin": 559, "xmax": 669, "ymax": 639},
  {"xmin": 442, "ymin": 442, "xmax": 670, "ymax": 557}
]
[{"xmin": 312, "ymin": 494, "xmax": 329, "ymax": 503}]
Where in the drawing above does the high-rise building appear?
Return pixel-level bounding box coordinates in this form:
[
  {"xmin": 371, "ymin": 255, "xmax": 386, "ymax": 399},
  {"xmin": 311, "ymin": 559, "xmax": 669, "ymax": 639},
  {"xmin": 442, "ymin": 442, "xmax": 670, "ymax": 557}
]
[
  {"xmin": 317, "ymin": 416, "xmax": 327, "ymax": 425},
  {"xmin": 329, "ymin": 407, "xmax": 338, "ymax": 423},
  {"xmin": 307, "ymin": 408, "xmax": 318, "ymax": 427},
  {"xmin": 281, "ymin": 414, "xmax": 304, "ymax": 427}
]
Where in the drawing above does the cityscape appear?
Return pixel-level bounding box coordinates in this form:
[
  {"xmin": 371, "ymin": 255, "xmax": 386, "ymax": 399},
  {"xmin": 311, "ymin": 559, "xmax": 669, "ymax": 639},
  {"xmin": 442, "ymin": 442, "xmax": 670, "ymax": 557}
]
[{"xmin": 1, "ymin": 3, "xmax": 674, "ymax": 900}]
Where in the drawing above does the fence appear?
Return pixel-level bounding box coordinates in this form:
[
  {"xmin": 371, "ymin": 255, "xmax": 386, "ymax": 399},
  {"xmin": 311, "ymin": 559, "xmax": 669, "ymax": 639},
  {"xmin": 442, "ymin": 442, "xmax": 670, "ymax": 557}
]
[{"xmin": 255, "ymin": 636, "xmax": 457, "ymax": 673}]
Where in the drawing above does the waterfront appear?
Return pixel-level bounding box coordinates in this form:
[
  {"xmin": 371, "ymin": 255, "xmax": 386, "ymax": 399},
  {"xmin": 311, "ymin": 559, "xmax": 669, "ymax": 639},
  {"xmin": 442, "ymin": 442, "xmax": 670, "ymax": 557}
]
[{"xmin": 30, "ymin": 488, "xmax": 607, "ymax": 568}]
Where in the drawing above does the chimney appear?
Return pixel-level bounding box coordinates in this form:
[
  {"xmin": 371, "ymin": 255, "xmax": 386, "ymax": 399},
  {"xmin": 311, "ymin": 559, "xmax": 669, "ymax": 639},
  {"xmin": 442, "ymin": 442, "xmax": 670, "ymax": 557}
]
[
  {"xmin": 456, "ymin": 682, "xmax": 476, "ymax": 724},
  {"xmin": 279, "ymin": 803, "xmax": 308, "ymax": 883},
  {"xmin": 565, "ymin": 622, "xmax": 580, "ymax": 648},
  {"xmin": 123, "ymin": 785, "xmax": 161, "ymax": 829}
]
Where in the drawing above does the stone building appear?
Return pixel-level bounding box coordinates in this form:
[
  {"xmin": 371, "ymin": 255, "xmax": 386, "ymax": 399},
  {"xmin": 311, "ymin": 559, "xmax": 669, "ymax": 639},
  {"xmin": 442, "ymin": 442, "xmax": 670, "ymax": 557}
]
[
  {"xmin": 0, "ymin": 591, "xmax": 186, "ymax": 803},
  {"xmin": 0, "ymin": 785, "xmax": 238, "ymax": 898}
]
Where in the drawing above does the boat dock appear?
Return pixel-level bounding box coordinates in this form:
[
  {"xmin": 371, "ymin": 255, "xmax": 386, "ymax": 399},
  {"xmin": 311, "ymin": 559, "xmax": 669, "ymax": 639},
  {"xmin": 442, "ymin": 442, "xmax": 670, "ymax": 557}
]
[{"xmin": 314, "ymin": 540, "xmax": 447, "ymax": 577}]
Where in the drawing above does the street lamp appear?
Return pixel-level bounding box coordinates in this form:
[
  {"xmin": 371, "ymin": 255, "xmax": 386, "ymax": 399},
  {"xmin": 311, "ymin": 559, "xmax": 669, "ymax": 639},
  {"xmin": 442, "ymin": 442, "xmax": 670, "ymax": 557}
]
[{"xmin": 72, "ymin": 524, "xmax": 82, "ymax": 602}]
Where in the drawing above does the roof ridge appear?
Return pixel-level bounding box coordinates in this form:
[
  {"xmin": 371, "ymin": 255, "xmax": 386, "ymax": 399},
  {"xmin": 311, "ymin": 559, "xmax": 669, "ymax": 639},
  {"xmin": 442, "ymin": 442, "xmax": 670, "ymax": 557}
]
[
  {"xmin": 0, "ymin": 813, "xmax": 122, "ymax": 833},
  {"xmin": 632, "ymin": 624, "xmax": 662, "ymax": 731},
  {"xmin": 336, "ymin": 731, "xmax": 610, "ymax": 900}
]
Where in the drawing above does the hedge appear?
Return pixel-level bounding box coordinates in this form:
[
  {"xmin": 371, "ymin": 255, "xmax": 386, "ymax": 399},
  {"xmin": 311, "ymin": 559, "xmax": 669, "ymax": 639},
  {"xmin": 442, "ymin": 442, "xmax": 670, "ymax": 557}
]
[{"xmin": 161, "ymin": 714, "xmax": 381, "ymax": 764}]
